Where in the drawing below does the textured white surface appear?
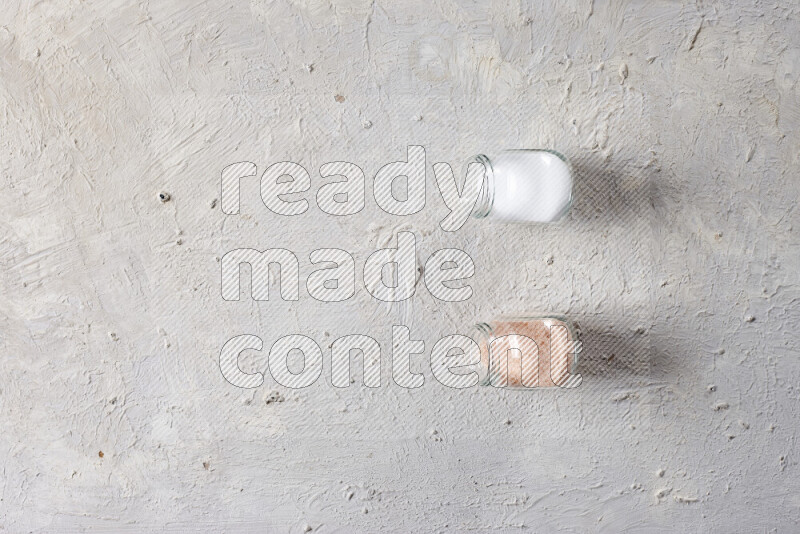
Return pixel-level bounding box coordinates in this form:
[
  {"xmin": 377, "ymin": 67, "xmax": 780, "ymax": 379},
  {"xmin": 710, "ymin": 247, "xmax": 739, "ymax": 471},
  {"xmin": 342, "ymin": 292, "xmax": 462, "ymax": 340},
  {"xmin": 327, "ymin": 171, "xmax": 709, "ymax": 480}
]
[{"xmin": 1, "ymin": 0, "xmax": 799, "ymax": 532}]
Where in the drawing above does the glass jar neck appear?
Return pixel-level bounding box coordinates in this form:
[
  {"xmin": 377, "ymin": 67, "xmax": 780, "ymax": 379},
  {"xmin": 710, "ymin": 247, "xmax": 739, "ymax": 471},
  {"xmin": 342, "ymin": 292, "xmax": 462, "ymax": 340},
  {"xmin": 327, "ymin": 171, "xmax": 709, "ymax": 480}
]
[{"xmin": 470, "ymin": 154, "xmax": 494, "ymax": 218}]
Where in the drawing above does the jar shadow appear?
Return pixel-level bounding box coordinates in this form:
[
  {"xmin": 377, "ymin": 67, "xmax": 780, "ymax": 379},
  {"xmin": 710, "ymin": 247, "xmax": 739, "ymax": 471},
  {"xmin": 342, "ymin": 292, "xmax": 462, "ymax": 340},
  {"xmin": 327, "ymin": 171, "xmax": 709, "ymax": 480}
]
[
  {"xmin": 565, "ymin": 154, "xmax": 655, "ymax": 228},
  {"xmin": 573, "ymin": 319, "xmax": 653, "ymax": 385}
]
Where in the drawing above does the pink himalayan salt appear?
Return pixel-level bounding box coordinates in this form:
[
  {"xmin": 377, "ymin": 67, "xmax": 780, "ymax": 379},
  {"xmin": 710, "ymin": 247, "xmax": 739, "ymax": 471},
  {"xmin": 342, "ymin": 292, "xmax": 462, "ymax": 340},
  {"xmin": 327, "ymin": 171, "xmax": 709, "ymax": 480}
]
[{"xmin": 476, "ymin": 318, "xmax": 578, "ymax": 388}]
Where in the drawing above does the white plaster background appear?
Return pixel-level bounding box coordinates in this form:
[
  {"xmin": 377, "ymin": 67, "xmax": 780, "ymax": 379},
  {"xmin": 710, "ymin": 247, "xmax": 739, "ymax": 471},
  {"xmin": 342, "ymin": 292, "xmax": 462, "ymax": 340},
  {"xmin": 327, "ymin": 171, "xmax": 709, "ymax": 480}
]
[{"xmin": 1, "ymin": 0, "xmax": 798, "ymax": 531}]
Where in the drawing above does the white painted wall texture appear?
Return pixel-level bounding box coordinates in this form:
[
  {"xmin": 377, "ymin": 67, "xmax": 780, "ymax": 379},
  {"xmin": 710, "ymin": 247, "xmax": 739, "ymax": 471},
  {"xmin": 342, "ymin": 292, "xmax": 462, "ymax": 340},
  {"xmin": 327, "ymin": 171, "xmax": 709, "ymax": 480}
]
[{"xmin": 1, "ymin": 0, "xmax": 799, "ymax": 531}]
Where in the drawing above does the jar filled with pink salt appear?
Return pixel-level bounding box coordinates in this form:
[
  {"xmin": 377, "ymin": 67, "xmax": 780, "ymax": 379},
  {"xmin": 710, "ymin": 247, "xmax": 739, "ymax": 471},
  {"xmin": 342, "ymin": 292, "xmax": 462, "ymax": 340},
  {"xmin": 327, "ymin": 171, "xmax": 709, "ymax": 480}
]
[{"xmin": 473, "ymin": 315, "xmax": 582, "ymax": 388}]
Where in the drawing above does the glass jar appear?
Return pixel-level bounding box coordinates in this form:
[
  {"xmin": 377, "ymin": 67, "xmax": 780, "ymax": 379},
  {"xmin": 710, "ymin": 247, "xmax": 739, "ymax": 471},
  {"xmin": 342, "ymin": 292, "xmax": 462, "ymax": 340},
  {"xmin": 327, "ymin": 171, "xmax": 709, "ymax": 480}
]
[
  {"xmin": 470, "ymin": 150, "xmax": 573, "ymax": 223},
  {"xmin": 473, "ymin": 315, "xmax": 582, "ymax": 388}
]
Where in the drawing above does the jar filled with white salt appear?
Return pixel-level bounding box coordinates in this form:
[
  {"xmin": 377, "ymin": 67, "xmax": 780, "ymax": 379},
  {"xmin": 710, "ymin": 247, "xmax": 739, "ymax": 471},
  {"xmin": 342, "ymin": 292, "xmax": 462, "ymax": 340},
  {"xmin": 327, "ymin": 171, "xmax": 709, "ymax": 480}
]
[
  {"xmin": 473, "ymin": 315, "xmax": 582, "ymax": 388},
  {"xmin": 470, "ymin": 150, "xmax": 573, "ymax": 223}
]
